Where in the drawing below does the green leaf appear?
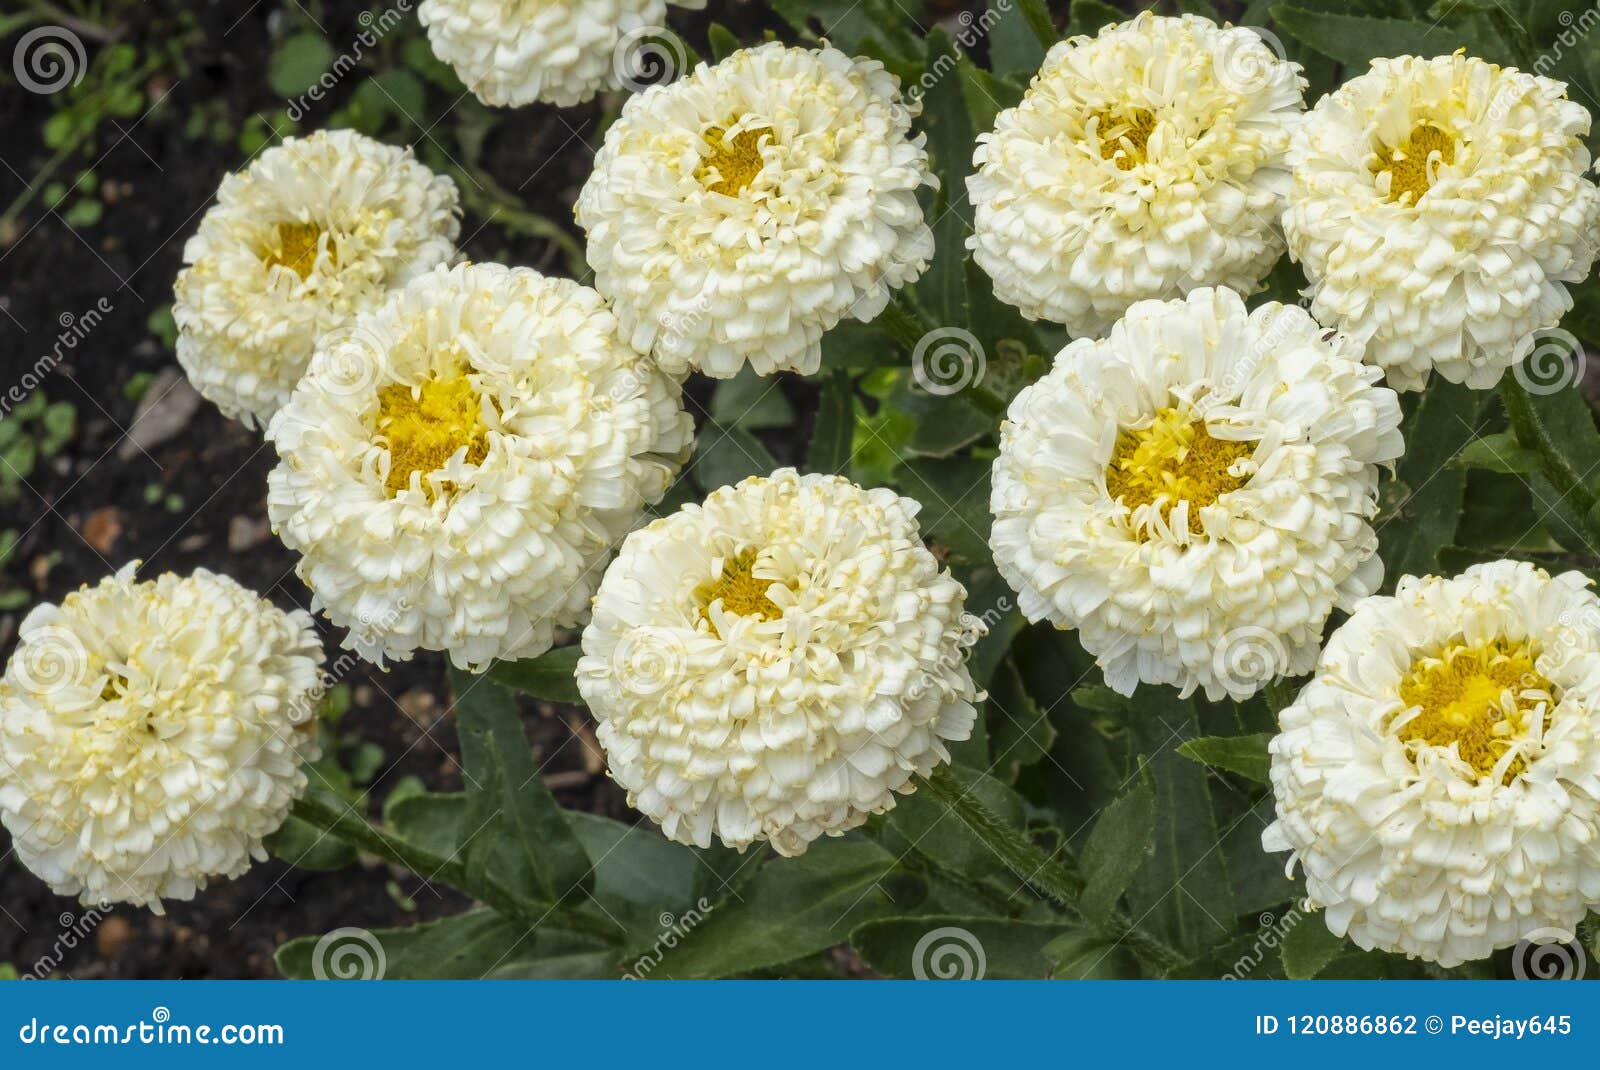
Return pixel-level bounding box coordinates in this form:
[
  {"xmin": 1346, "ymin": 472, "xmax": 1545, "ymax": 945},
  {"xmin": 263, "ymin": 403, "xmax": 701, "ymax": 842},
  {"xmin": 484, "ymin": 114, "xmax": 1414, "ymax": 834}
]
[
  {"xmin": 1269, "ymin": 8, "xmax": 1441, "ymax": 68},
  {"xmin": 896, "ymin": 454, "xmax": 992, "ymax": 563},
  {"xmin": 1124, "ymin": 693, "xmax": 1237, "ymax": 952},
  {"xmin": 645, "ymin": 837, "xmax": 900, "ymax": 978},
  {"xmin": 1378, "ymin": 380, "xmax": 1485, "ymax": 582},
  {"xmin": 276, "ymin": 910, "xmax": 608, "ymax": 980},
  {"xmin": 268, "ymin": 31, "xmax": 336, "ymax": 96},
  {"xmin": 1280, "ymin": 913, "xmax": 1349, "ymax": 979},
  {"xmin": 1078, "ymin": 772, "xmax": 1155, "ymax": 922},
  {"xmin": 1450, "ymin": 431, "xmax": 1540, "ymax": 475},
  {"xmin": 1042, "ymin": 929, "xmax": 1142, "ymax": 979},
  {"xmin": 1176, "ymin": 734, "xmax": 1273, "ymax": 784},
  {"xmin": 1067, "ymin": 0, "xmax": 1122, "ymax": 35},
  {"xmin": 488, "ymin": 645, "xmax": 583, "ymax": 706},
  {"xmin": 987, "ymin": 658, "xmax": 1056, "ymax": 782},
  {"xmin": 450, "ymin": 669, "xmax": 594, "ymax": 901},
  {"xmin": 706, "ymin": 22, "xmax": 742, "ymax": 62},
  {"xmin": 886, "ymin": 762, "xmax": 1029, "ymax": 884},
  {"xmin": 265, "ymin": 815, "xmax": 357, "ymax": 872},
  {"xmin": 692, "ymin": 423, "xmax": 778, "ymax": 494},
  {"xmin": 710, "ymin": 367, "xmax": 796, "ymax": 430},
  {"xmin": 806, "ymin": 370, "xmax": 855, "ymax": 476},
  {"xmin": 917, "ymin": 28, "xmax": 976, "ymax": 328},
  {"xmin": 988, "ymin": 0, "xmax": 1051, "ymax": 75},
  {"xmin": 852, "ymin": 916, "xmax": 1090, "ymax": 979}
]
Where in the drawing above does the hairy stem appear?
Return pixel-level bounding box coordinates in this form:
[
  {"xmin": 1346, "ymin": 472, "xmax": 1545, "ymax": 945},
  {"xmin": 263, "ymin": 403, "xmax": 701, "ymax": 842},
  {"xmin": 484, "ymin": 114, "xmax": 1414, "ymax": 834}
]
[
  {"xmin": 290, "ymin": 793, "xmax": 621, "ymax": 943},
  {"xmin": 1500, "ymin": 376, "xmax": 1598, "ymax": 518}
]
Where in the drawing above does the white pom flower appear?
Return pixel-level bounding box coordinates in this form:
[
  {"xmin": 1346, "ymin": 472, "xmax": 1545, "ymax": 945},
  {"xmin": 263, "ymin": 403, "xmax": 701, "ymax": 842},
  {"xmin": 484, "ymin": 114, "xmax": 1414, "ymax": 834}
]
[
  {"xmin": 989, "ymin": 287, "xmax": 1404, "ymax": 700},
  {"xmin": 0, "ymin": 566, "xmax": 323, "ymax": 911},
  {"xmin": 1285, "ymin": 53, "xmax": 1600, "ymax": 390},
  {"xmin": 575, "ymin": 42, "xmax": 935, "ymax": 378},
  {"xmin": 577, "ymin": 469, "xmax": 981, "ymax": 856},
  {"xmin": 1264, "ymin": 561, "xmax": 1600, "ymax": 967},
  {"xmin": 967, "ymin": 12, "xmax": 1304, "ymax": 337},
  {"xmin": 174, "ymin": 129, "xmax": 460, "ymax": 429},
  {"xmin": 267, "ymin": 261, "xmax": 693, "ymax": 671},
  {"xmin": 418, "ymin": 0, "xmax": 706, "ymax": 108}
]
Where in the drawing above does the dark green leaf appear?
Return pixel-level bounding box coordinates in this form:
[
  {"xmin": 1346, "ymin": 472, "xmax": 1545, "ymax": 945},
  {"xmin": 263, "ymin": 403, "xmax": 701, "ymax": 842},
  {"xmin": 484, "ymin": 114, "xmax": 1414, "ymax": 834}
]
[
  {"xmin": 451, "ymin": 669, "xmax": 593, "ymax": 901},
  {"xmin": 265, "ymin": 815, "xmax": 357, "ymax": 872},
  {"xmin": 710, "ymin": 367, "xmax": 795, "ymax": 430},
  {"xmin": 988, "ymin": 0, "xmax": 1050, "ymax": 75},
  {"xmin": 706, "ymin": 22, "xmax": 741, "ymax": 62},
  {"xmin": 276, "ymin": 910, "xmax": 607, "ymax": 980},
  {"xmin": 646, "ymin": 837, "xmax": 899, "ymax": 978},
  {"xmin": 1176, "ymin": 733, "xmax": 1273, "ymax": 784},
  {"xmin": 488, "ymin": 645, "xmax": 583, "ymax": 706},
  {"xmin": 1269, "ymin": 8, "xmax": 1443, "ymax": 68},
  {"xmin": 1078, "ymin": 772, "xmax": 1155, "ymax": 921},
  {"xmin": 988, "ymin": 658, "xmax": 1057, "ymax": 782},
  {"xmin": 1450, "ymin": 431, "xmax": 1540, "ymax": 475},
  {"xmin": 691, "ymin": 423, "xmax": 778, "ymax": 493},
  {"xmin": 806, "ymin": 370, "xmax": 855, "ymax": 476},
  {"xmin": 917, "ymin": 28, "xmax": 976, "ymax": 327},
  {"xmin": 1378, "ymin": 380, "xmax": 1485, "ymax": 582},
  {"xmin": 852, "ymin": 916, "xmax": 1090, "ymax": 979},
  {"xmin": 1280, "ymin": 914, "xmax": 1349, "ymax": 979}
]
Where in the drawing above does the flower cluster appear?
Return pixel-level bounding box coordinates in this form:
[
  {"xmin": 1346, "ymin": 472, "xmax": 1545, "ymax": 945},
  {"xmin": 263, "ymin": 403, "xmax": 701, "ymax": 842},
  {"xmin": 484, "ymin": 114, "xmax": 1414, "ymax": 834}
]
[{"xmin": 6, "ymin": 9, "xmax": 1600, "ymax": 974}]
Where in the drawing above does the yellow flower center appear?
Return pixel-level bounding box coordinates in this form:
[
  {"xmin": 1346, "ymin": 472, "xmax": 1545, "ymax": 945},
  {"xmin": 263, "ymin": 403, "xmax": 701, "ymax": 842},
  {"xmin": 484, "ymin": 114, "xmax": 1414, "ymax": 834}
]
[
  {"xmin": 1372, "ymin": 122, "xmax": 1457, "ymax": 205},
  {"xmin": 263, "ymin": 221, "xmax": 334, "ymax": 279},
  {"xmin": 1105, "ymin": 406, "xmax": 1253, "ymax": 533},
  {"xmin": 695, "ymin": 549, "xmax": 791, "ymax": 636},
  {"xmin": 1393, "ymin": 638, "xmax": 1551, "ymax": 783},
  {"xmin": 696, "ymin": 123, "xmax": 771, "ymax": 195},
  {"xmin": 373, "ymin": 373, "xmax": 490, "ymax": 498},
  {"xmin": 1095, "ymin": 108, "xmax": 1156, "ymax": 170}
]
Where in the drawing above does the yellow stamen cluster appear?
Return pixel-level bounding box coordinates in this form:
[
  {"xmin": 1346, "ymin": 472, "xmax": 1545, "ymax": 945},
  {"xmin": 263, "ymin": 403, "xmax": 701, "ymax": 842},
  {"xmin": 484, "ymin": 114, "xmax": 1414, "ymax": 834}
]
[
  {"xmin": 262, "ymin": 221, "xmax": 334, "ymax": 279},
  {"xmin": 374, "ymin": 373, "xmax": 490, "ymax": 497},
  {"xmin": 695, "ymin": 549, "xmax": 790, "ymax": 636},
  {"xmin": 1106, "ymin": 406, "xmax": 1253, "ymax": 533},
  {"xmin": 1394, "ymin": 637, "xmax": 1550, "ymax": 783},
  {"xmin": 1095, "ymin": 108, "xmax": 1157, "ymax": 170},
  {"xmin": 697, "ymin": 123, "xmax": 772, "ymax": 195},
  {"xmin": 1372, "ymin": 122, "xmax": 1457, "ymax": 204}
]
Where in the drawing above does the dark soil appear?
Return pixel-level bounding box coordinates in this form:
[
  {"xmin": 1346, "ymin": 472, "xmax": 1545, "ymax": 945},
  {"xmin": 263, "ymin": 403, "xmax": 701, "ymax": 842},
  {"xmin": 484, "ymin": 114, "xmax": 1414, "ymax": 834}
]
[{"xmin": 0, "ymin": 0, "xmax": 805, "ymax": 978}]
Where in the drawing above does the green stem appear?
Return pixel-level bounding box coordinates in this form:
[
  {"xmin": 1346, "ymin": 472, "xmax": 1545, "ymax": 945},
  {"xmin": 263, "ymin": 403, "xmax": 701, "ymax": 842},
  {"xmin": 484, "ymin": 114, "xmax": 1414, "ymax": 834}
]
[
  {"xmin": 918, "ymin": 766, "xmax": 1183, "ymax": 973},
  {"xmin": 880, "ymin": 293, "xmax": 1011, "ymax": 418},
  {"xmin": 1500, "ymin": 376, "xmax": 1598, "ymax": 517},
  {"xmin": 290, "ymin": 793, "xmax": 621, "ymax": 943}
]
